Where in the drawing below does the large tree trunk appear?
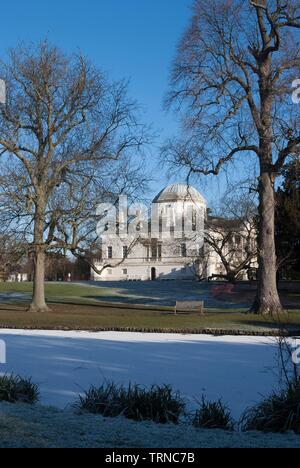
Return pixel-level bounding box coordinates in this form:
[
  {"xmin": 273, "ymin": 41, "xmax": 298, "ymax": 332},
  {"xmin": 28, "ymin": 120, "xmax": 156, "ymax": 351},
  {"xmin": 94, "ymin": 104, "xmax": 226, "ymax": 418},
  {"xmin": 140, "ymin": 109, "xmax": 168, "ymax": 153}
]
[
  {"xmin": 251, "ymin": 172, "xmax": 284, "ymax": 316},
  {"xmin": 251, "ymin": 49, "xmax": 285, "ymax": 317},
  {"xmin": 29, "ymin": 248, "xmax": 49, "ymax": 313},
  {"xmin": 28, "ymin": 198, "xmax": 49, "ymax": 313}
]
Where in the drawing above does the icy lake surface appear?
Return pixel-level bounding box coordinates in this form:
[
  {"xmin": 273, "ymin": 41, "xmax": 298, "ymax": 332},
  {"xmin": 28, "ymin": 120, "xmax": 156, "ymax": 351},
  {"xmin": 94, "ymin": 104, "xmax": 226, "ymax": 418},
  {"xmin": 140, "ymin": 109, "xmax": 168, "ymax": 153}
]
[{"xmin": 1, "ymin": 329, "xmax": 297, "ymax": 418}]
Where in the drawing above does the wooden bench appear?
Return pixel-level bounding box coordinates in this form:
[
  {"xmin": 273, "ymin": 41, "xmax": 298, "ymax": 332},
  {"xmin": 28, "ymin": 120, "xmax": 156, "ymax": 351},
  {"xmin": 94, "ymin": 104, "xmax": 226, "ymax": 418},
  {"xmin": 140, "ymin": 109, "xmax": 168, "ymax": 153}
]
[{"xmin": 175, "ymin": 301, "xmax": 204, "ymax": 315}]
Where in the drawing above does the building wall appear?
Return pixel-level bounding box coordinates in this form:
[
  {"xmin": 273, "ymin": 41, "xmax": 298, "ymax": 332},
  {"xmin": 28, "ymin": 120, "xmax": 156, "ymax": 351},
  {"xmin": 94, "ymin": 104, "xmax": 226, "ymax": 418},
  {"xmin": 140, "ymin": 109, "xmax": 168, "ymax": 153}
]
[
  {"xmin": 92, "ymin": 261, "xmax": 195, "ymax": 281},
  {"xmin": 8, "ymin": 273, "xmax": 28, "ymax": 283},
  {"xmin": 92, "ymin": 185, "xmax": 257, "ymax": 282}
]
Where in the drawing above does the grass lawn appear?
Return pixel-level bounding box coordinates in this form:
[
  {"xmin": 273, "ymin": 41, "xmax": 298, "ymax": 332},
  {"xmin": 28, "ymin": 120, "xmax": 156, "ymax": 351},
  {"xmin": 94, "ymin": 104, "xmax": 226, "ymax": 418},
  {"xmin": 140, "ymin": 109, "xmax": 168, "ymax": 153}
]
[
  {"xmin": 1, "ymin": 402, "xmax": 300, "ymax": 448},
  {"xmin": 0, "ymin": 282, "xmax": 299, "ymax": 334},
  {"xmin": 0, "ymin": 281, "xmax": 114, "ymax": 304},
  {"xmin": 0, "ymin": 303, "xmax": 299, "ymax": 334}
]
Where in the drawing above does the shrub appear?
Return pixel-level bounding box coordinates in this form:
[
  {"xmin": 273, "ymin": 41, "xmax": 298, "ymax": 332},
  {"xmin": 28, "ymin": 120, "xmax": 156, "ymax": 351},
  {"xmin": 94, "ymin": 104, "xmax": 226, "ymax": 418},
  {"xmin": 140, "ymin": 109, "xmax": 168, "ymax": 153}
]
[
  {"xmin": 75, "ymin": 382, "xmax": 186, "ymax": 424},
  {"xmin": 192, "ymin": 397, "xmax": 233, "ymax": 430},
  {"xmin": 0, "ymin": 374, "xmax": 39, "ymax": 404},
  {"xmin": 241, "ymin": 379, "xmax": 300, "ymax": 434}
]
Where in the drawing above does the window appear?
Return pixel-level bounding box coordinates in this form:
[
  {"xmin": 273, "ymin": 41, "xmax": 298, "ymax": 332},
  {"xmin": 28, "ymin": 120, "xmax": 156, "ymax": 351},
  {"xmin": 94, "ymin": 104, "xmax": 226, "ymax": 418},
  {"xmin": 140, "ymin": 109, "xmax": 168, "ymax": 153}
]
[
  {"xmin": 159, "ymin": 215, "xmax": 163, "ymax": 234},
  {"xmin": 122, "ymin": 269, "xmax": 128, "ymax": 275},
  {"xmin": 151, "ymin": 245, "xmax": 157, "ymax": 259},
  {"xmin": 123, "ymin": 246, "xmax": 128, "ymax": 259},
  {"xmin": 192, "ymin": 207, "xmax": 197, "ymax": 232},
  {"xmin": 158, "ymin": 244, "xmax": 162, "ymax": 259},
  {"xmin": 107, "ymin": 269, "xmax": 112, "ymax": 275},
  {"xmin": 181, "ymin": 243, "xmax": 187, "ymax": 258},
  {"xmin": 107, "ymin": 246, "xmax": 113, "ymax": 259}
]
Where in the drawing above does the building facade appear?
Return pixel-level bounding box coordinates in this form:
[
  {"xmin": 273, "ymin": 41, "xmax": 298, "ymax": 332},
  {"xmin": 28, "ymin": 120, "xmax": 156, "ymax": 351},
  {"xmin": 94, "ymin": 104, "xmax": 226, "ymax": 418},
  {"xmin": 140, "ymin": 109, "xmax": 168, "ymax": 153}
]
[{"xmin": 91, "ymin": 184, "xmax": 257, "ymax": 282}]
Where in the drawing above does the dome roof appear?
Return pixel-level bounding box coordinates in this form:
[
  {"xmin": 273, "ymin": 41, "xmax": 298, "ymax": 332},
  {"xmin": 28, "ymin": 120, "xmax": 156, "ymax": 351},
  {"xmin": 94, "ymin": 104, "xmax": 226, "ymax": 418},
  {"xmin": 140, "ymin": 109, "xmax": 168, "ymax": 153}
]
[{"xmin": 153, "ymin": 184, "xmax": 206, "ymax": 204}]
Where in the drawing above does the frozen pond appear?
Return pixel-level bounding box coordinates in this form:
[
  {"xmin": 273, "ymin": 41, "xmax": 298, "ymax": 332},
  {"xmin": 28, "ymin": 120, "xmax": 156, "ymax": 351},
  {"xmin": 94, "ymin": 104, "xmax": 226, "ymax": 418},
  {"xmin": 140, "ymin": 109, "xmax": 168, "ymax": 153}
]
[{"xmin": 0, "ymin": 329, "xmax": 294, "ymax": 418}]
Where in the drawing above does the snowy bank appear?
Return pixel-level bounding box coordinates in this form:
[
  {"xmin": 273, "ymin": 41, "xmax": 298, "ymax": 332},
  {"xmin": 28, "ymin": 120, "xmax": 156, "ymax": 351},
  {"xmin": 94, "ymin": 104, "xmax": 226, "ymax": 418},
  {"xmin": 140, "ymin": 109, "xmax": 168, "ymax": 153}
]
[{"xmin": 0, "ymin": 402, "xmax": 299, "ymax": 448}]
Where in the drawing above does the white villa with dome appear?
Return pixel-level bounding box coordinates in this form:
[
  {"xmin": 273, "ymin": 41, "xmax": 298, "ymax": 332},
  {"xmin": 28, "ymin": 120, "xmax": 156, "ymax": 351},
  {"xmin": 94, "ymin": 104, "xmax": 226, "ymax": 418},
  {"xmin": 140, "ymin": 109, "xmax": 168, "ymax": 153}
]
[{"xmin": 92, "ymin": 184, "xmax": 257, "ymax": 282}]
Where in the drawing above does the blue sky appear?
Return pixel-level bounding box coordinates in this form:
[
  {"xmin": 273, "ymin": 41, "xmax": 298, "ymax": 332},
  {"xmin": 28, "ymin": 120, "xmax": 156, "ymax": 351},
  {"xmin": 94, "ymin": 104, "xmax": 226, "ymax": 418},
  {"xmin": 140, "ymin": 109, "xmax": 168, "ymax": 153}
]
[{"xmin": 0, "ymin": 0, "xmax": 240, "ymax": 205}]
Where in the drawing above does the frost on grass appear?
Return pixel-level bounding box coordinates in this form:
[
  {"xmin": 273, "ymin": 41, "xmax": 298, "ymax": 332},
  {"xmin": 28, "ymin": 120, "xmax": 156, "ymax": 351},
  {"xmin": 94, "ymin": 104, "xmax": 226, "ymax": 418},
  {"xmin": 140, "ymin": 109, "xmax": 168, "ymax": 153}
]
[{"xmin": 0, "ymin": 402, "xmax": 300, "ymax": 448}]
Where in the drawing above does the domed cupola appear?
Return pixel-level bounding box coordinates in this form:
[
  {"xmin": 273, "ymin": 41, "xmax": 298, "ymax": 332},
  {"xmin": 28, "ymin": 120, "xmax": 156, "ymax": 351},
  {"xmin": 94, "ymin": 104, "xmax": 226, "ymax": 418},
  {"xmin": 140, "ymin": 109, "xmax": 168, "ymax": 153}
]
[{"xmin": 153, "ymin": 183, "xmax": 206, "ymax": 205}]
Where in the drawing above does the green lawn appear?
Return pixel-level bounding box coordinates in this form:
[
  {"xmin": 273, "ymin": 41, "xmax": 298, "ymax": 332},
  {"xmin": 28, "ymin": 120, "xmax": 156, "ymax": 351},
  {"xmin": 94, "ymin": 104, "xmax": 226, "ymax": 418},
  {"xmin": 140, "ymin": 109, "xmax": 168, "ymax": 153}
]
[
  {"xmin": 0, "ymin": 282, "xmax": 299, "ymax": 334},
  {"xmin": 0, "ymin": 282, "xmax": 114, "ymax": 304},
  {"xmin": 0, "ymin": 303, "xmax": 298, "ymax": 334}
]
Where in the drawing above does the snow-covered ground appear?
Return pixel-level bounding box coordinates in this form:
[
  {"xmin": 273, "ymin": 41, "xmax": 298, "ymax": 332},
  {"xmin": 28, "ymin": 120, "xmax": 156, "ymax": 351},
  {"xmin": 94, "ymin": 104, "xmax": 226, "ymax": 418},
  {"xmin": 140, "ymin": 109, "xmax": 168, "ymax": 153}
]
[
  {"xmin": 1, "ymin": 329, "xmax": 298, "ymax": 418},
  {"xmin": 1, "ymin": 401, "xmax": 300, "ymax": 448}
]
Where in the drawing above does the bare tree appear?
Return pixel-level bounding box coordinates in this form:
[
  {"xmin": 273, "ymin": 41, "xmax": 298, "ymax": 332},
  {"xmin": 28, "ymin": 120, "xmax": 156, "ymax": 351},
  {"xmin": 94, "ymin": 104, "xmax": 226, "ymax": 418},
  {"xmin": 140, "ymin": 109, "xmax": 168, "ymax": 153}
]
[
  {"xmin": 276, "ymin": 156, "xmax": 300, "ymax": 278},
  {"xmin": 205, "ymin": 196, "xmax": 258, "ymax": 283},
  {"xmin": 188, "ymin": 251, "xmax": 210, "ymax": 282},
  {"xmin": 0, "ymin": 41, "xmax": 149, "ymax": 312},
  {"xmin": 45, "ymin": 158, "xmax": 149, "ymax": 277},
  {"xmin": 0, "ymin": 234, "xmax": 27, "ymax": 281},
  {"xmin": 185, "ymin": 193, "xmax": 258, "ymax": 283},
  {"xmin": 163, "ymin": 0, "xmax": 300, "ymax": 315},
  {"xmin": 0, "ymin": 148, "xmax": 149, "ymax": 285}
]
